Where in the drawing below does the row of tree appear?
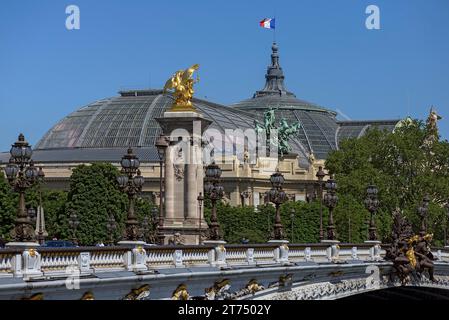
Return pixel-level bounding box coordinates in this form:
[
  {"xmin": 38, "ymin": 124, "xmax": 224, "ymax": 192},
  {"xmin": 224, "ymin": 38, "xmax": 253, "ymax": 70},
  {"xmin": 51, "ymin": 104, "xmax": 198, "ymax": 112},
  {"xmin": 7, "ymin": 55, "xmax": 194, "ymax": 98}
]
[{"xmin": 0, "ymin": 163, "xmax": 155, "ymax": 245}]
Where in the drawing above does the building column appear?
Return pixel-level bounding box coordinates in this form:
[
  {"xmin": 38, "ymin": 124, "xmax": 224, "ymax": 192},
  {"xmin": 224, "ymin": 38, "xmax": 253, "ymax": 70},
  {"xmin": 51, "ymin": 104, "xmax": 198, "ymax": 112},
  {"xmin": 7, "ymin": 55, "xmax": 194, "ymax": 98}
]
[{"xmin": 164, "ymin": 144, "xmax": 175, "ymax": 220}]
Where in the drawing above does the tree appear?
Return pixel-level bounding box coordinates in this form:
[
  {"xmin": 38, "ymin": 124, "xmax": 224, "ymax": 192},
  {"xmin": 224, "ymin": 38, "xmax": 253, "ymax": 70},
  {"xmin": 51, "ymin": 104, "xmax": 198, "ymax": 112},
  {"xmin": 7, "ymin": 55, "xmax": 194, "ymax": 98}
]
[
  {"xmin": 65, "ymin": 163, "xmax": 154, "ymax": 245},
  {"xmin": 325, "ymin": 120, "xmax": 449, "ymax": 245},
  {"xmin": 0, "ymin": 173, "xmax": 17, "ymax": 241}
]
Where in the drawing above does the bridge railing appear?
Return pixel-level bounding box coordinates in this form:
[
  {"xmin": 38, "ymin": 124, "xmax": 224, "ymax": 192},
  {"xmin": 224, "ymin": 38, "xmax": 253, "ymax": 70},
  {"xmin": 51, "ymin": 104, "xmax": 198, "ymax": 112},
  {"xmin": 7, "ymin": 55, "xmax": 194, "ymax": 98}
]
[{"xmin": 0, "ymin": 242, "xmax": 447, "ymax": 280}]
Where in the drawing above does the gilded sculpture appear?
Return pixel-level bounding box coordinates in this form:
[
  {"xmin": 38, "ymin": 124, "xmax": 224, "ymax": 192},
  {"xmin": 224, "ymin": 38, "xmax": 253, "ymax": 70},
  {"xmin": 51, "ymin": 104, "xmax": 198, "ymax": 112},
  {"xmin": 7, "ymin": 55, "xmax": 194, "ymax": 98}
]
[
  {"xmin": 386, "ymin": 209, "xmax": 436, "ymax": 284},
  {"xmin": 163, "ymin": 64, "xmax": 200, "ymax": 111}
]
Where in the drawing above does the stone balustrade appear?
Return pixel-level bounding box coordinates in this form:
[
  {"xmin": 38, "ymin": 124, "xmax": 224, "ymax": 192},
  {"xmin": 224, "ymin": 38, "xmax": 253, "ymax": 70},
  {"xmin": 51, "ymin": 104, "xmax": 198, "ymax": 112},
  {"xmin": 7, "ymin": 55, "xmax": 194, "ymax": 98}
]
[{"xmin": 0, "ymin": 243, "xmax": 447, "ymax": 280}]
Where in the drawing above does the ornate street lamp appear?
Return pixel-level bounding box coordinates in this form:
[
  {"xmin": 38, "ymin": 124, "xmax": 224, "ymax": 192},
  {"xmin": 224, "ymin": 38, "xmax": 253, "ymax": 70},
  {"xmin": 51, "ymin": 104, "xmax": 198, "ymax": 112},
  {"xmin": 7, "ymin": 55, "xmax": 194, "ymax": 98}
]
[
  {"xmin": 117, "ymin": 148, "xmax": 145, "ymax": 242},
  {"xmin": 323, "ymin": 176, "xmax": 338, "ymax": 241},
  {"xmin": 417, "ymin": 195, "xmax": 430, "ymax": 236},
  {"xmin": 204, "ymin": 162, "xmax": 224, "ymax": 241},
  {"xmin": 106, "ymin": 214, "xmax": 117, "ymax": 245},
  {"xmin": 364, "ymin": 184, "xmax": 380, "ymax": 241},
  {"xmin": 4, "ymin": 134, "xmax": 42, "ymax": 243},
  {"xmin": 155, "ymin": 134, "xmax": 169, "ymax": 244},
  {"xmin": 68, "ymin": 210, "xmax": 80, "ymax": 245},
  {"xmin": 197, "ymin": 192, "xmax": 205, "ymax": 244},
  {"xmin": 316, "ymin": 166, "xmax": 326, "ymax": 241},
  {"xmin": 267, "ymin": 169, "xmax": 288, "ymax": 240}
]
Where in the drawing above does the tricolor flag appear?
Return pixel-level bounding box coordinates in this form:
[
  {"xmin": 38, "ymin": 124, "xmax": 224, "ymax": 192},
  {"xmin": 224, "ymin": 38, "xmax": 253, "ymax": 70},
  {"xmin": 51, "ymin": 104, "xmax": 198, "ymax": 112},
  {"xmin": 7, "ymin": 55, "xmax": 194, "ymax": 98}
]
[{"xmin": 260, "ymin": 18, "xmax": 275, "ymax": 29}]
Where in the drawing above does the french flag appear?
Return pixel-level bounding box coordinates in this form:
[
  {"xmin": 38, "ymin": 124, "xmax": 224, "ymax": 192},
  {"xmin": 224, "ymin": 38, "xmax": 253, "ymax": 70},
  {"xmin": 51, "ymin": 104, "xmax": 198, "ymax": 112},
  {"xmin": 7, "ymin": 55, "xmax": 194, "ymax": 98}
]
[{"xmin": 260, "ymin": 18, "xmax": 275, "ymax": 29}]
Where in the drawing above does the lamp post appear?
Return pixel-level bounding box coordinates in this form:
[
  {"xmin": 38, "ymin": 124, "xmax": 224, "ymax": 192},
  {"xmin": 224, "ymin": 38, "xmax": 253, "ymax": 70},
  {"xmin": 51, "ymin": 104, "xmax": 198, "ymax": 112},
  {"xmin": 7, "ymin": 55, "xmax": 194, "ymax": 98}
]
[
  {"xmin": 316, "ymin": 166, "xmax": 326, "ymax": 241},
  {"xmin": 364, "ymin": 184, "xmax": 380, "ymax": 241},
  {"xmin": 290, "ymin": 208, "xmax": 295, "ymax": 243},
  {"xmin": 155, "ymin": 134, "xmax": 169, "ymax": 244},
  {"xmin": 36, "ymin": 167, "xmax": 46, "ymax": 245},
  {"xmin": 417, "ymin": 195, "xmax": 430, "ymax": 236},
  {"xmin": 323, "ymin": 176, "xmax": 338, "ymax": 241},
  {"xmin": 117, "ymin": 148, "xmax": 145, "ymax": 242},
  {"xmin": 204, "ymin": 162, "xmax": 224, "ymax": 241},
  {"xmin": 197, "ymin": 192, "xmax": 204, "ymax": 244},
  {"xmin": 4, "ymin": 134, "xmax": 42, "ymax": 245},
  {"xmin": 445, "ymin": 203, "xmax": 449, "ymax": 247},
  {"xmin": 106, "ymin": 214, "xmax": 117, "ymax": 245},
  {"xmin": 267, "ymin": 169, "xmax": 288, "ymax": 241},
  {"xmin": 68, "ymin": 210, "xmax": 79, "ymax": 246}
]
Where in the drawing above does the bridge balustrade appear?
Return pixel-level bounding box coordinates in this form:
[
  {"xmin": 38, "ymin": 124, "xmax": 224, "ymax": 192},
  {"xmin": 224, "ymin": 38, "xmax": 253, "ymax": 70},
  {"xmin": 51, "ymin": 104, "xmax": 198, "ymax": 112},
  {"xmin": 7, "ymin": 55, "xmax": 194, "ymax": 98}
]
[{"xmin": 0, "ymin": 243, "xmax": 447, "ymax": 280}]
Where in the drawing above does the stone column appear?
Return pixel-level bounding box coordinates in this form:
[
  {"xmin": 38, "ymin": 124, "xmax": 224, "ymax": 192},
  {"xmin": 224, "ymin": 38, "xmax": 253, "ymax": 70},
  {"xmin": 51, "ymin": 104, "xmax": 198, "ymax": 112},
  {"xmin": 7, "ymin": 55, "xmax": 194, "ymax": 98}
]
[
  {"xmin": 156, "ymin": 111, "xmax": 212, "ymax": 245},
  {"xmin": 164, "ymin": 143, "xmax": 175, "ymax": 221}
]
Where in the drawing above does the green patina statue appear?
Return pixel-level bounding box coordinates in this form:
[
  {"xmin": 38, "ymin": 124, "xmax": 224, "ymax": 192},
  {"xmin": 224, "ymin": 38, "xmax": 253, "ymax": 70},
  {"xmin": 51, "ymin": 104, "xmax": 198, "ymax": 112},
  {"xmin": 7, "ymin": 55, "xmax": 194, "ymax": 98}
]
[{"xmin": 254, "ymin": 108, "xmax": 301, "ymax": 157}]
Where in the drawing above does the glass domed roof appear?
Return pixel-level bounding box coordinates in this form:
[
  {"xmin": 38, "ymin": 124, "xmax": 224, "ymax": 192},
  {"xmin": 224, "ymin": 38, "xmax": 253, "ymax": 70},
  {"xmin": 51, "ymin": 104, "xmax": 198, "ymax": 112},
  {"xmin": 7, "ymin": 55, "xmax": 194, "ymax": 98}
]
[{"xmin": 34, "ymin": 90, "xmax": 313, "ymax": 167}]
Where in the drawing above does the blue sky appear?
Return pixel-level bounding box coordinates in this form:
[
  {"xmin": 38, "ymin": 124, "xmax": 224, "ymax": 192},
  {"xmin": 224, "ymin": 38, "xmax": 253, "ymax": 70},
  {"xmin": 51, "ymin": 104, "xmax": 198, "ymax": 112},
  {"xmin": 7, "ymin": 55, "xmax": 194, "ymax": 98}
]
[{"xmin": 0, "ymin": 0, "xmax": 448, "ymax": 151}]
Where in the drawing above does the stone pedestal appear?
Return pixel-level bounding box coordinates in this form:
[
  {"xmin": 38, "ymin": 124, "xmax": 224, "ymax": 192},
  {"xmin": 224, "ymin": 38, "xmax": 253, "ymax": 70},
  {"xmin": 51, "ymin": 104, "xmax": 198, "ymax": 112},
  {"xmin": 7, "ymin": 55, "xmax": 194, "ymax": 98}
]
[
  {"xmin": 321, "ymin": 240, "xmax": 340, "ymax": 263},
  {"xmin": 364, "ymin": 240, "xmax": 382, "ymax": 261},
  {"xmin": 203, "ymin": 240, "xmax": 227, "ymax": 267},
  {"xmin": 156, "ymin": 111, "xmax": 212, "ymax": 245},
  {"xmin": 268, "ymin": 240, "xmax": 290, "ymax": 264}
]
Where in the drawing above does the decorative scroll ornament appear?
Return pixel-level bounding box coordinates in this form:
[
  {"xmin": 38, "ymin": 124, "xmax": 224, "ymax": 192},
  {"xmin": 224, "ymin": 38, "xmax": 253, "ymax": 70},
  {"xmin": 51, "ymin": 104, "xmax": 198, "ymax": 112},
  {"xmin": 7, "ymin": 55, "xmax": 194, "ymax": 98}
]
[
  {"xmin": 168, "ymin": 232, "xmax": 185, "ymax": 245},
  {"xmin": 123, "ymin": 285, "xmax": 151, "ymax": 300},
  {"xmin": 172, "ymin": 284, "xmax": 190, "ymax": 300},
  {"xmin": 22, "ymin": 293, "xmax": 44, "ymax": 300},
  {"xmin": 80, "ymin": 292, "xmax": 95, "ymax": 300},
  {"xmin": 163, "ymin": 64, "xmax": 200, "ymax": 112},
  {"xmin": 173, "ymin": 146, "xmax": 185, "ymax": 181},
  {"xmin": 204, "ymin": 279, "xmax": 232, "ymax": 300},
  {"xmin": 174, "ymin": 164, "xmax": 184, "ymax": 181}
]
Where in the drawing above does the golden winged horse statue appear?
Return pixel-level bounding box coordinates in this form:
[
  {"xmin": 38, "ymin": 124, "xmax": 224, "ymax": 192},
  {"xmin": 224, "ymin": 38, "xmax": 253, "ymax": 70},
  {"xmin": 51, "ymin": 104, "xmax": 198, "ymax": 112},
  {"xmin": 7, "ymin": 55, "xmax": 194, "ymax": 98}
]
[{"xmin": 163, "ymin": 64, "xmax": 200, "ymax": 111}]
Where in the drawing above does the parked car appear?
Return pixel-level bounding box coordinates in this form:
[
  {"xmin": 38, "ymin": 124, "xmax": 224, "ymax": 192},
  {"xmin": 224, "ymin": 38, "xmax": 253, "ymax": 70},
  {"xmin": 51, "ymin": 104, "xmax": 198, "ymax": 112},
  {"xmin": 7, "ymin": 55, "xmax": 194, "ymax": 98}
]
[{"xmin": 42, "ymin": 240, "xmax": 76, "ymax": 248}]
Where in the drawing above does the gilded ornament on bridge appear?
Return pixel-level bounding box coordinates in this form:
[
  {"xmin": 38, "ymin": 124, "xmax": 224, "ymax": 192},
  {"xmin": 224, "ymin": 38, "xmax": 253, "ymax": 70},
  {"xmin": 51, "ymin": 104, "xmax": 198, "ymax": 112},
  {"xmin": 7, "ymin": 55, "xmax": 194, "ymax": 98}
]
[
  {"xmin": 80, "ymin": 292, "xmax": 95, "ymax": 300},
  {"xmin": 123, "ymin": 284, "xmax": 151, "ymax": 300},
  {"xmin": 204, "ymin": 279, "xmax": 232, "ymax": 300},
  {"xmin": 172, "ymin": 284, "xmax": 190, "ymax": 300},
  {"xmin": 386, "ymin": 210, "xmax": 435, "ymax": 284},
  {"xmin": 163, "ymin": 64, "xmax": 200, "ymax": 112},
  {"xmin": 244, "ymin": 279, "xmax": 265, "ymax": 295},
  {"xmin": 22, "ymin": 293, "xmax": 44, "ymax": 300}
]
